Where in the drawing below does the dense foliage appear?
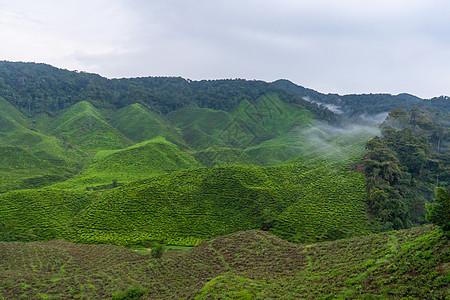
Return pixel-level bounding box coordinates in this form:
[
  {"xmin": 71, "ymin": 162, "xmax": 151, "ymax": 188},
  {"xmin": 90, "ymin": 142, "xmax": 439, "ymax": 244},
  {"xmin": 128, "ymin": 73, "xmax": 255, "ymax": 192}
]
[
  {"xmin": 0, "ymin": 61, "xmax": 337, "ymax": 123},
  {"xmin": 0, "ymin": 163, "xmax": 370, "ymax": 246},
  {"xmin": 365, "ymin": 108, "xmax": 449, "ymax": 231},
  {"xmin": 273, "ymin": 79, "xmax": 450, "ymax": 119},
  {"xmin": 427, "ymin": 186, "xmax": 450, "ymax": 232}
]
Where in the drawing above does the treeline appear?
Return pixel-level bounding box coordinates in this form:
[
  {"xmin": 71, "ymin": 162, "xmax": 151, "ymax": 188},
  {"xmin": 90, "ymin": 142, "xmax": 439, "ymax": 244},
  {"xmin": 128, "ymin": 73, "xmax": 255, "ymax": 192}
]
[
  {"xmin": 273, "ymin": 79, "xmax": 450, "ymax": 118},
  {"xmin": 364, "ymin": 108, "xmax": 449, "ymax": 231},
  {"xmin": 0, "ymin": 61, "xmax": 337, "ymax": 123}
]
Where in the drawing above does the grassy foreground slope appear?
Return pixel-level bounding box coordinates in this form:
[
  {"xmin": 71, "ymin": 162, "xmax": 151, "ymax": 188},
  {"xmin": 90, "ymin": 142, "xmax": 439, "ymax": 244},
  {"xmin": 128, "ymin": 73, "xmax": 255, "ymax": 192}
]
[{"xmin": 0, "ymin": 226, "xmax": 447, "ymax": 299}]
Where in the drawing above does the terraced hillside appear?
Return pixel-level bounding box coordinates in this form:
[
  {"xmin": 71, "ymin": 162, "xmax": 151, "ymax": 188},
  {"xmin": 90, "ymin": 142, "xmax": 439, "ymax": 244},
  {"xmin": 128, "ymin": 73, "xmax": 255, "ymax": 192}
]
[
  {"xmin": 110, "ymin": 103, "xmax": 184, "ymax": 145},
  {"xmin": 167, "ymin": 94, "xmax": 312, "ymax": 151},
  {"xmin": 0, "ymin": 226, "xmax": 447, "ymax": 299},
  {"xmin": 0, "ymin": 162, "xmax": 370, "ymax": 246},
  {"xmin": 52, "ymin": 137, "xmax": 202, "ymax": 189},
  {"xmin": 49, "ymin": 101, "xmax": 131, "ymax": 152},
  {"xmin": 0, "ymin": 189, "xmax": 94, "ymax": 242},
  {"xmin": 194, "ymin": 146, "xmax": 260, "ymax": 166},
  {"xmin": 0, "ymin": 97, "xmax": 84, "ymax": 192},
  {"xmin": 1, "ymin": 81, "xmax": 376, "ymax": 193},
  {"xmin": 0, "ymin": 61, "xmax": 448, "ymax": 299},
  {"xmin": 243, "ymin": 123, "xmax": 377, "ymax": 167}
]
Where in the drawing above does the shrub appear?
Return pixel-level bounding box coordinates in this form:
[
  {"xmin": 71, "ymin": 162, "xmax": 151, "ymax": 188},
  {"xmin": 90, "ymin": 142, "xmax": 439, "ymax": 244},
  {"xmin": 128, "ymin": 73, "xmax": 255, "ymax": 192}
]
[
  {"xmin": 151, "ymin": 244, "xmax": 164, "ymax": 259},
  {"xmin": 112, "ymin": 286, "xmax": 147, "ymax": 300}
]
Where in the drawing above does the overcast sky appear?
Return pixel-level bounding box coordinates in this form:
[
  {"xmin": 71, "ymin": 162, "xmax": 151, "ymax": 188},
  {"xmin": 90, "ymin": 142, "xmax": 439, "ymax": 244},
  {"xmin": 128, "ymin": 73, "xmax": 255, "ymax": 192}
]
[{"xmin": 0, "ymin": 0, "xmax": 449, "ymax": 98}]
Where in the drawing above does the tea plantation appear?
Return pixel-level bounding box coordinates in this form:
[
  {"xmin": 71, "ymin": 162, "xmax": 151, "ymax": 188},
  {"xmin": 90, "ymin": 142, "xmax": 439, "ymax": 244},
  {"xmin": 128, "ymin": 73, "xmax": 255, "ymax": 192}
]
[
  {"xmin": 0, "ymin": 226, "xmax": 447, "ymax": 299},
  {"xmin": 0, "ymin": 163, "xmax": 371, "ymax": 246}
]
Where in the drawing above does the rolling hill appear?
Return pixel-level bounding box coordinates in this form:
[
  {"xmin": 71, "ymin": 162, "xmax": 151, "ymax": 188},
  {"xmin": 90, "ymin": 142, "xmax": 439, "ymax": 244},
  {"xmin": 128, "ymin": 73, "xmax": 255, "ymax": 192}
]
[
  {"xmin": 0, "ymin": 162, "xmax": 370, "ymax": 246},
  {"xmin": 0, "ymin": 97, "xmax": 84, "ymax": 192},
  {"xmin": 51, "ymin": 137, "xmax": 202, "ymax": 189},
  {"xmin": 49, "ymin": 101, "xmax": 131, "ymax": 152},
  {"xmin": 0, "ymin": 226, "xmax": 446, "ymax": 299},
  {"xmin": 110, "ymin": 103, "xmax": 184, "ymax": 145}
]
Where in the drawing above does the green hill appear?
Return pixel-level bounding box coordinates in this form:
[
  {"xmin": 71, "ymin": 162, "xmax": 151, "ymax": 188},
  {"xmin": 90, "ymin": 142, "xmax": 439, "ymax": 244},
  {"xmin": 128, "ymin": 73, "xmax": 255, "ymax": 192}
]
[
  {"xmin": 110, "ymin": 103, "xmax": 184, "ymax": 145},
  {"xmin": 0, "ymin": 61, "xmax": 448, "ymax": 299},
  {"xmin": 0, "ymin": 189, "xmax": 94, "ymax": 241},
  {"xmin": 0, "ymin": 161, "xmax": 370, "ymax": 246},
  {"xmin": 0, "ymin": 146, "xmax": 57, "ymax": 192},
  {"xmin": 0, "ymin": 96, "xmax": 29, "ymax": 128},
  {"xmin": 244, "ymin": 126, "xmax": 312, "ymax": 165},
  {"xmin": 0, "ymin": 98, "xmax": 84, "ymax": 191},
  {"xmin": 167, "ymin": 95, "xmax": 313, "ymax": 151},
  {"xmin": 68, "ymin": 164, "xmax": 369, "ymax": 246},
  {"xmin": 50, "ymin": 101, "xmax": 131, "ymax": 152},
  {"xmin": 0, "ymin": 125, "xmax": 83, "ymax": 192},
  {"xmin": 285, "ymin": 126, "xmax": 377, "ymax": 168},
  {"xmin": 0, "ymin": 226, "xmax": 447, "ymax": 299},
  {"xmin": 243, "ymin": 124, "xmax": 377, "ymax": 166},
  {"xmin": 0, "ymin": 146, "xmax": 47, "ymax": 170},
  {"xmin": 168, "ymin": 106, "xmax": 237, "ymax": 149},
  {"xmin": 52, "ymin": 137, "xmax": 202, "ymax": 189},
  {"xmin": 194, "ymin": 146, "xmax": 260, "ymax": 166},
  {"xmin": 243, "ymin": 94, "xmax": 312, "ymax": 134}
]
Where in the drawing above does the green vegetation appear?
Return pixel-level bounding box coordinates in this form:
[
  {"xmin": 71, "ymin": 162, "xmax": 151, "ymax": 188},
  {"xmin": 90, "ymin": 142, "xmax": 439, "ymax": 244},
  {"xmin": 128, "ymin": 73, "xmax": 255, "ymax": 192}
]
[
  {"xmin": 0, "ymin": 96, "xmax": 84, "ymax": 192},
  {"xmin": 0, "ymin": 96, "xmax": 29, "ymax": 127},
  {"xmin": 194, "ymin": 146, "xmax": 260, "ymax": 166},
  {"xmin": 427, "ymin": 186, "xmax": 450, "ymax": 232},
  {"xmin": 0, "ymin": 189, "xmax": 93, "ymax": 241},
  {"xmin": 273, "ymin": 79, "xmax": 450, "ymax": 118},
  {"xmin": 112, "ymin": 286, "xmax": 148, "ymax": 300},
  {"xmin": 49, "ymin": 101, "xmax": 131, "ymax": 151},
  {"xmin": 51, "ymin": 137, "xmax": 201, "ymax": 189},
  {"xmin": 0, "ymin": 163, "xmax": 370, "ymax": 246},
  {"xmin": 0, "ymin": 226, "xmax": 447, "ymax": 299},
  {"xmin": 0, "ymin": 61, "xmax": 449, "ymax": 298},
  {"xmin": 365, "ymin": 108, "xmax": 449, "ymax": 231},
  {"xmin": 110, "ymin": 103, "xmax": 184, "ymax": 145},
  {"xmin": 168, "ymin": 106, "xmax": 238, "ymax": 149}
]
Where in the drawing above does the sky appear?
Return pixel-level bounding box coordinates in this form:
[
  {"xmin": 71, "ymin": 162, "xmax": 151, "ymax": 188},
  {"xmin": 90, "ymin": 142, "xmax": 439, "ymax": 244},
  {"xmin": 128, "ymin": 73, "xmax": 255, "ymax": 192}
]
[{"xmin": 0, "ymin": 0, "xmax": 449, "ymax": 98}]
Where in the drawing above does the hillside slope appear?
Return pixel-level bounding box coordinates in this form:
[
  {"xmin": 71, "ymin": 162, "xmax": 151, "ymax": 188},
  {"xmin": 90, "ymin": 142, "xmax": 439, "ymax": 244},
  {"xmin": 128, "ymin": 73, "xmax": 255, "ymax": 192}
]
[
  {"xmin": 0, "ymin": 226, "xmax": 447, "ymax": 299},
  {"xmin": 49, "ymin": 101, "xmax": 131, "ymax": 151},
  {"xmin": 110, "ymin": 103, "xmax": 184, "ymax": 145},
  {"xmin": 0, "ymin": 163, "xmax": 370, "ymax": 246},
  {"xmin": 0, "ymin": 97, "xmax": 84, "ymax": 192},
  {"xmin": 0, "ymin": 189, "xmax": 94, "ymax": 241},
  {"xmin": 52, "ymin": 137, "xmax": 202, "ymax": 189}
]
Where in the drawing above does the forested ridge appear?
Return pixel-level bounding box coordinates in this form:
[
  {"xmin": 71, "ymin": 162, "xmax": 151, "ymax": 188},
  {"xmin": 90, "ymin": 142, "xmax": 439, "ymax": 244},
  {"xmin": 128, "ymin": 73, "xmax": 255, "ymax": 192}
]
[{"xmin": 0, "ymin": 61, "xmax": 337, "ymax": 122}]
